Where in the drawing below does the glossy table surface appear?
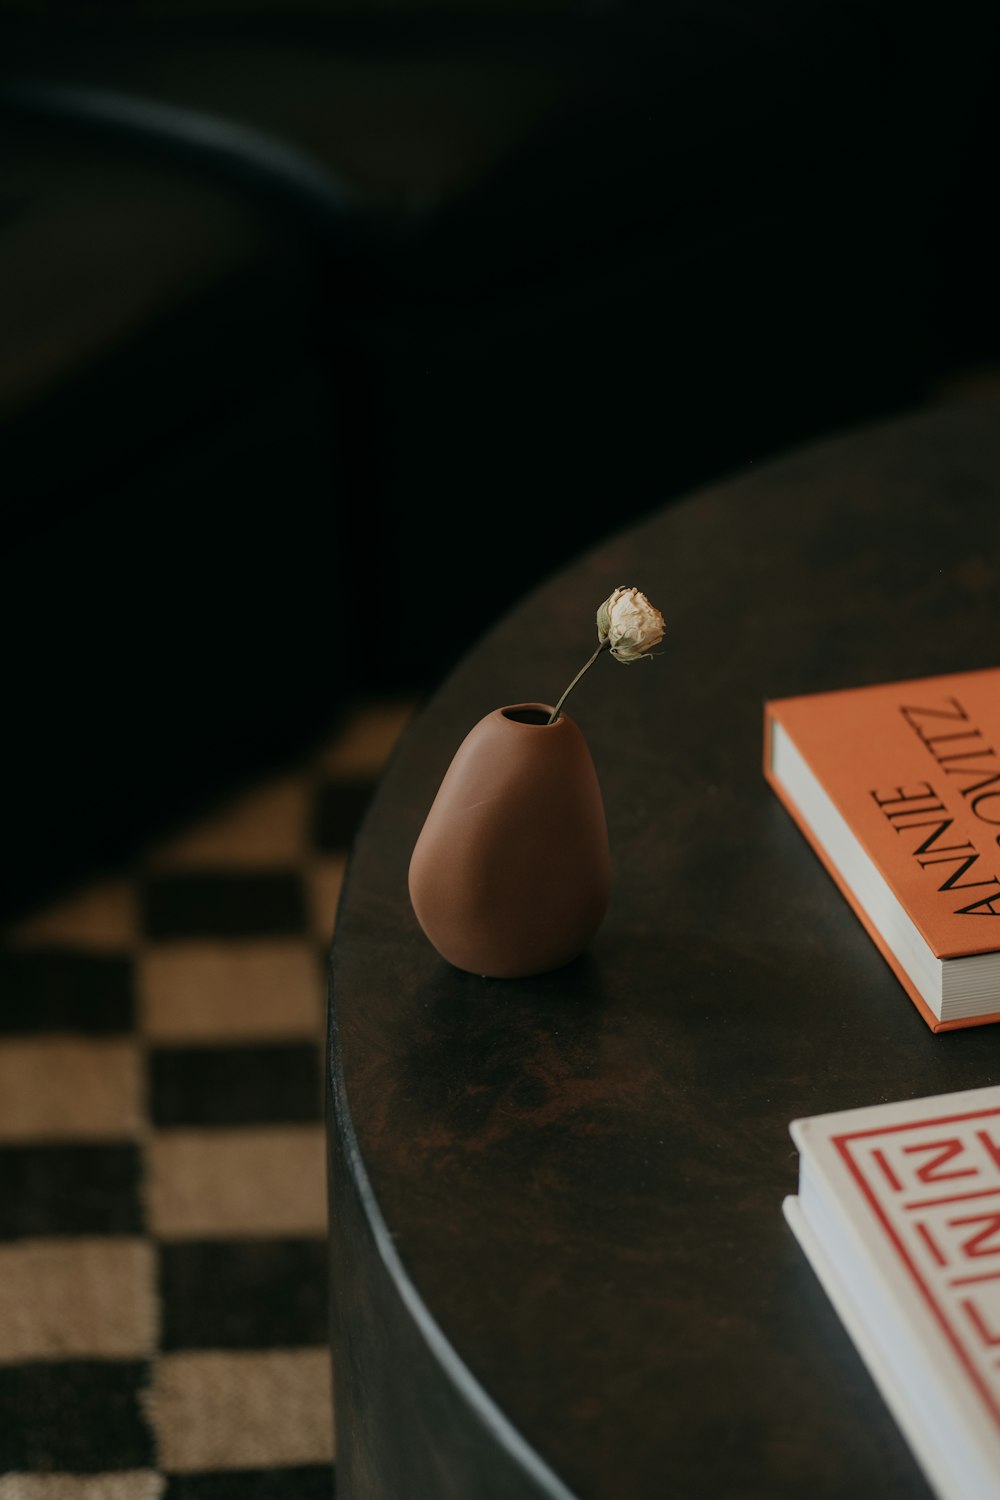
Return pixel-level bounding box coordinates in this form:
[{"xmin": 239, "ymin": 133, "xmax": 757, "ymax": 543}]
[{"xmin": 327, "ymin": 394, "xmax": 1000, "ymax": 1499}]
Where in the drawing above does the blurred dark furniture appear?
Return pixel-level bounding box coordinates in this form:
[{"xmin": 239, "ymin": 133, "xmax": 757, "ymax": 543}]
[
  {"xmin": 1, "ymin": 98, "xmax": 354, "ymax": 920},
  {"xmin": 1, "ymin": 3, "xmax": 996, "ymax": 919}
]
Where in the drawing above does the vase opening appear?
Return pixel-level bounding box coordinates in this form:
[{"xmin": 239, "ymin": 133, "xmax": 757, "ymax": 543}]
[{"xmin": 502, "ymin": 707, "xmax": 553, "ymax": 726}]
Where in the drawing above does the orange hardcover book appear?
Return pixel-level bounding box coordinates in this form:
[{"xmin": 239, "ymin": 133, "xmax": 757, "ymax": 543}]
[{"xmin": 763, "ymin": 667, "xmax": 1000, "ymax": 1032}]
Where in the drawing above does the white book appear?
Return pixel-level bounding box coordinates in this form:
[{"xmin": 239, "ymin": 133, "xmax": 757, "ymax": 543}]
[{"xmin": 785, "ymin": 1085, "xmax": 1000, "ymax": 1500}]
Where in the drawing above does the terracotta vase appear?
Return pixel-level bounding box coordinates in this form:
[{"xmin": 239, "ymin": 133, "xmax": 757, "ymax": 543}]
[{"xmin": 408, "ymin": 703, "xmax": 611, "ymax": 978}]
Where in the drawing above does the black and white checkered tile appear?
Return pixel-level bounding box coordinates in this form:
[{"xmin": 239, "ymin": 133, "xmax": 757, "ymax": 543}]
[{"xmin": 0, "ymin": 698, "xmax": 416, "ymax": 1498}]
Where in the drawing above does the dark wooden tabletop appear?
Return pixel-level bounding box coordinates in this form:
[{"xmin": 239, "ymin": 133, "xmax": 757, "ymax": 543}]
[{"xmin": 327, "ymin": 393, "xmax": 1000, "ymax": 1500}]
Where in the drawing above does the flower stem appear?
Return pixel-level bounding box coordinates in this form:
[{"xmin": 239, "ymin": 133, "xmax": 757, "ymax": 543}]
[{"xmin": 547, "ymin": 639, "xmax": 610, "ymax": 724}]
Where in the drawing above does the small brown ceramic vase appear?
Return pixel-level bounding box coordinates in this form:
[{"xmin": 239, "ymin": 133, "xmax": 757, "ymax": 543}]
[{"xmin": 407, "ymin": 703, "xmax": 611, "ymax": 978}]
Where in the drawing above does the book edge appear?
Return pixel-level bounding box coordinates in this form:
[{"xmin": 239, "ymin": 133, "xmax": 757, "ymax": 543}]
[{"xmin": 782, "ymin": 1193, "xmax": 962, "ymax": 1500}]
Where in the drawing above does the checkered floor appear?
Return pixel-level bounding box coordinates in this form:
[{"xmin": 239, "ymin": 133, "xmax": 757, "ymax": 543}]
[{"xmin": 0, "ymin": 697, "xmax": 417, "ymax": 1499}]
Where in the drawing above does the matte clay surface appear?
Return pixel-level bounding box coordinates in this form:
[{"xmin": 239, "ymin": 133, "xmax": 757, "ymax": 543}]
[
  {"xmin": 328, "ymin": 397, "xmax": 1000, "ymax": 1499},
  {"xmin": 408, "ymin": 704, "xmax": 611, "ymax": 979}
]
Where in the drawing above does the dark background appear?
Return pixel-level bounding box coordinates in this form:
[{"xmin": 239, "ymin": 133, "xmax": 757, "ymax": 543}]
[{"xmin": 1, "ymin": 0, "xmax": 996, "ymax": 921}]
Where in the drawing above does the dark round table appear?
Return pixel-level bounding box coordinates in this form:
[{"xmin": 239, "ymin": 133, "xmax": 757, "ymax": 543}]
[{"xmin": 326, "ymin": 394, "xmax": 1000, "ymax": 1499}]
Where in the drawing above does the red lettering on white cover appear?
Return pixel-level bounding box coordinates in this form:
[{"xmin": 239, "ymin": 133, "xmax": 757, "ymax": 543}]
[
  {"xmin": 949, "ymin": 1213, "xmax": 1000, "ymax": 1260},
  {"xmin": 904, "ymin": 1137, "xmax": 979, "ymax": 1184},
  {"xmin": 834, "ymin": 1102, "xmax": 1000, "ymax": 1434},
  {"xmin": 904, "ymin": 1188, "xmax": 1000, "ymax": 1212},
  {"xmin": 914, "ymin": 1220, "xmax": 949, "ymax": 1267},
  {"xmin": 871, "ymin": 1147, "xmax": 903, "ymax": 1191}
]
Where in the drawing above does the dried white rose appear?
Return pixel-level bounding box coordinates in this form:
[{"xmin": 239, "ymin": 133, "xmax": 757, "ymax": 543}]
[
  {"xmin": 547, "ymin": 585, "xmax": 665, "ymax": 722},
  {"xmin": 597, "ymin": 586, "xmax": 665, "ymax": 662}
]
